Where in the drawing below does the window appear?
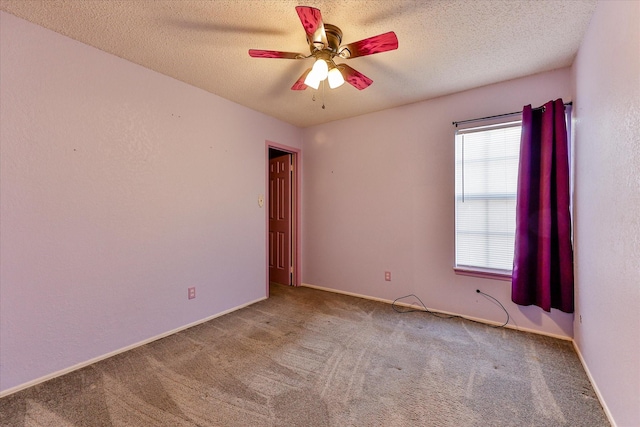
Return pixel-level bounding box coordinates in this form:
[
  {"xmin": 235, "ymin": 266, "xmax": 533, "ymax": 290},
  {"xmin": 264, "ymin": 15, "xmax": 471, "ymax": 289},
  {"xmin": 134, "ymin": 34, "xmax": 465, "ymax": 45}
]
[{"xmin": 454, "ymin": 120, "xmax": 522, "ymax": 277}]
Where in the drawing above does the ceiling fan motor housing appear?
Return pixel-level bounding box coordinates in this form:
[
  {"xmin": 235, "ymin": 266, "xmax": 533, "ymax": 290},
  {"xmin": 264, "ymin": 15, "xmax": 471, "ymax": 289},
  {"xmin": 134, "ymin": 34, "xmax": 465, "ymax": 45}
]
[{"xmin": 311, "ymin": 23, "xmax": 343, "ymax": 55}]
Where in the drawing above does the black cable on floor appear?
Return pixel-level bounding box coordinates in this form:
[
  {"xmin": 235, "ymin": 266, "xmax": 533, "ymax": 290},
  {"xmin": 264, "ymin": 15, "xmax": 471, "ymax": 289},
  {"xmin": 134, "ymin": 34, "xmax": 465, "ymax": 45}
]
[{"xmin": 392, "ymin": 289, "xmax": 510, "ymax": 328}]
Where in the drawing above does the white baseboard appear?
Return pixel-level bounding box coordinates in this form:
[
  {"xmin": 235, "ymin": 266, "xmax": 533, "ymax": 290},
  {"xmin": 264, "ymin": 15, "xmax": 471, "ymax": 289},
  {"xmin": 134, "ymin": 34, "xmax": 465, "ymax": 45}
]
[
  {"xmin": 300, "ymin": 283, "xmax": 573, "ymax": 341},
  {"xmin": 572, "ymin": 340, "xmax": 616, "ymax": 427},
  {"xmin": 0, "ymin": 296, "xmax": 267, "ymax": 399}
]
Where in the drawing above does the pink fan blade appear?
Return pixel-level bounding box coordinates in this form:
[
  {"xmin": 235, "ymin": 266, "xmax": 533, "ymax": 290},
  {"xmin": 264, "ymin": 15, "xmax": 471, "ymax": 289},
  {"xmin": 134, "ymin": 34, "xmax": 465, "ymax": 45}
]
[
  {"xmin": 249, "ymin": 49, "xmax": 303, "ymax": 59},
  {"xmin": 295, "ymin": 6, "xmax": 328, "ymax": 47},
  {"xmin": 341, "ymin": 31, "xmax": 398, "ymax": 58},
  {"xmin": 291, "ymin": 68, "xmax": 312, "ymax": 90},
  {"xmin": 340, "ymin": 64, "xmax": 373, "ymax": 90}
]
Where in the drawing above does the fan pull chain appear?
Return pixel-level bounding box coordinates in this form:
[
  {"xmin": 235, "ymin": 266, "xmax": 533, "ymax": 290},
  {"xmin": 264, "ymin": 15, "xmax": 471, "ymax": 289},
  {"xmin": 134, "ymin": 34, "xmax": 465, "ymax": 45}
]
[{"xmin": 310, "ymin": 82, "xmax": 327, "ymax": 109}]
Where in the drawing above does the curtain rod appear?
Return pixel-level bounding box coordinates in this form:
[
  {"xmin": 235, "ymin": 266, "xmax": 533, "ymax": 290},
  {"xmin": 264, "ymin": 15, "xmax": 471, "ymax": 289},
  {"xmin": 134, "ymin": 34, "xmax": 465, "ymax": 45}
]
[{"xmin": 452, "ymin": 101, "xmax": 572, "ymax": 127}]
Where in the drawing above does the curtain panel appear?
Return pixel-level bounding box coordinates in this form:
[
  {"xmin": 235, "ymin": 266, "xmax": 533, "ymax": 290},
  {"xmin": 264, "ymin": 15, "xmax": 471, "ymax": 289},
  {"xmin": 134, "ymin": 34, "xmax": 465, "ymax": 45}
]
[{"xmin": 512, "ymin": 99, "xmax": 574, "ymax": 313}]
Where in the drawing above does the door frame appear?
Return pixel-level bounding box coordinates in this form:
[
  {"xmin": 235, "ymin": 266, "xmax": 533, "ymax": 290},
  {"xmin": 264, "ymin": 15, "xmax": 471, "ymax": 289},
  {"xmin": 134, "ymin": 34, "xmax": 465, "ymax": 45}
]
[{"xmin": 265, "ymin": 141, "xmax": 301, "ymax": 294}]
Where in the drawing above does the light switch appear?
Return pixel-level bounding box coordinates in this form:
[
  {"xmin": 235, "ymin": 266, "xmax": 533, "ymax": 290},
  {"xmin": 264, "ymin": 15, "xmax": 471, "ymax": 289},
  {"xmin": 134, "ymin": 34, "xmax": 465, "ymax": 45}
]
[{"xmin": 258, "ymin": 194, "xmax": 265, "ymax": 207}]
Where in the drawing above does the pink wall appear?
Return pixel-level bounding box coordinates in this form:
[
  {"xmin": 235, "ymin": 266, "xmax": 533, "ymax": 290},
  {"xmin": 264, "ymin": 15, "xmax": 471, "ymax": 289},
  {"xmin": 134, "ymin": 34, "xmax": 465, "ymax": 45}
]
[
  {"xmin": 0, "ymin": 12, "xmax": 302, "ymax": 393},
  {"xmin": 303, "ymin": 69, "xmax": 573, "ymax": 337},
  {"xmin": 302, "ymin": 68, "xmax": 575, "ymax": 338},
  {"xmin": 571, "ymin": 1, "xmax": 640, "ymax": 425}
]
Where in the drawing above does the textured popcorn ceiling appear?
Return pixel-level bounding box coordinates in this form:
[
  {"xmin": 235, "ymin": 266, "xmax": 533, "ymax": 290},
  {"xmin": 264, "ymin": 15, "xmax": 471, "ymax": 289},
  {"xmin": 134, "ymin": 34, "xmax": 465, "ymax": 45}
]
[{"xmin": 0, "ymin": 0, "xmax": 597, "ymax": 127}]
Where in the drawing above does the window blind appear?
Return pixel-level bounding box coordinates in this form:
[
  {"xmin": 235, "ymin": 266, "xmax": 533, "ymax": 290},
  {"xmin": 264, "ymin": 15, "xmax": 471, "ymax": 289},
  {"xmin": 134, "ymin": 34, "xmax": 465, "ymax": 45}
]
[{"xmin": 455, "ymin": 121, "xmax": 522, "ymax": 272}]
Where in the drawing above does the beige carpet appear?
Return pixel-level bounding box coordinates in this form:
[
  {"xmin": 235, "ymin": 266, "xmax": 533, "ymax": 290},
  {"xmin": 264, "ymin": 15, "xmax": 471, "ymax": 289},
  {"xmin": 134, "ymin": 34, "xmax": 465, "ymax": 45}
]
[{"xmin": 0, "ymin": 283, "xmax": 608, "ymax": 426}]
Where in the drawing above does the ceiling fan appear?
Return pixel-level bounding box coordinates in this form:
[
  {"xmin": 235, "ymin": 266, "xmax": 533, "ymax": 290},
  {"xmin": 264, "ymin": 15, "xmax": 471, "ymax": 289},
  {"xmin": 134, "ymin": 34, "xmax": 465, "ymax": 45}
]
[{"xmin": 249, "ymin": 6, "xmax": 398, "ymax": 91}]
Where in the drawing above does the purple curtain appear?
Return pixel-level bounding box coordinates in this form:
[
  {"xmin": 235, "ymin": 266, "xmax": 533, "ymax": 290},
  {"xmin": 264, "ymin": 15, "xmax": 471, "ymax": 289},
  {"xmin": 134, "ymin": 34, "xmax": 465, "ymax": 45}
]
[{"xmin": 512, "ymin": 99, "xmax": 574, "ymax": 313}]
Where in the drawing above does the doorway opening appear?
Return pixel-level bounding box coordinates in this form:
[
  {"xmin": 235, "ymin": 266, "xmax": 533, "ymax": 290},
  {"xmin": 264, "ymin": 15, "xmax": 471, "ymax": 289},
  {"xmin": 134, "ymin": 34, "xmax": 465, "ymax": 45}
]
[{"xmin": 266, "ymin": 142, "xmax": 300, "ymax": 295}]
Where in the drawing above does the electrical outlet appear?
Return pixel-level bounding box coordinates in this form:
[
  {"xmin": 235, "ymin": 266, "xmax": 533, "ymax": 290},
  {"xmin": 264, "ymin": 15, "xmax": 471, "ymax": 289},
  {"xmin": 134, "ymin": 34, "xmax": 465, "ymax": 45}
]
[
  {"xmin": 188, "ymin": 287, "xmax": 196, "ymax": 300},
  {"xmin": 385, "ymin": 271, "xmax": 391, "ymax": 281}
]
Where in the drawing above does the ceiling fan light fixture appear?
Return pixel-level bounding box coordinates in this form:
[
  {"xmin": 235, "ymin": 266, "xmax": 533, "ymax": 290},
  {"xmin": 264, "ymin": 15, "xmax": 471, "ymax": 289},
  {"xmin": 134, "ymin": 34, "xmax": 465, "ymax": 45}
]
[
  {"xmin": 310, "ymin": 58, "xmax": 329, "ymax": 81},
  {"xmin": 328, "ymin": 67, "xmax": 345, "ymax": 88},
  {"xmin": 304, "ymin": 71, "xmax": 321, "ymax": 89}
]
